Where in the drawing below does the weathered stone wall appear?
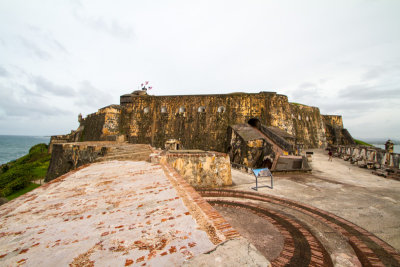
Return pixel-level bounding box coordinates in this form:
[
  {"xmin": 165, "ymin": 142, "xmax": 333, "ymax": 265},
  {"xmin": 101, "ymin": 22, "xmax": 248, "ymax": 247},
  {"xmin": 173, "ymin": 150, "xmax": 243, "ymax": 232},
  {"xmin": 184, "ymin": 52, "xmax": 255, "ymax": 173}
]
[
  {"xmin": 120, "ymin": 92, "xmax": 323, "ymax": 151},
  {"xmin": 45, "ymin": 143, "xmax": 110, "ymax": 182},
  {"xmin": 337, "ymin": 145, "xmax": 400, "ymax": 169},
  {"xmin": 259, "ymin": 125, "xmax": 295, "ymax": 153},
  {"xmin": 323, "ymin": 115, "xmax": 343, "ymax": 128},
  {"xmin": 49, "ymin": 135, "xmax": 73, "ymax": 154},
  {"xmin": 266, "ymin": 94, "xmax": 295, "ymax": 135},
  {"xmin": 227, "ymin": 125, "xmax": 280, "ymax": 169},
  {"xmin": 322, "ymin": 115, "xmax": 354, "ymax": 146},
  {"xmin": 162, "ymin": 151, "xmax": 232, "ymax": 188},
  {"xmin": 73, "ymin": 92, "xmax": 349, "ymax": 152},
  {"xmin": 274, "ymin": 155, "xmax": 311, "ymax": 172},
  {"xmin": 290, "ymin": 104, "xmax": 327, "ymax": 148},
  {"xmin": 81, "ymin": 105, "xmax": 121, "ymax": 141}
]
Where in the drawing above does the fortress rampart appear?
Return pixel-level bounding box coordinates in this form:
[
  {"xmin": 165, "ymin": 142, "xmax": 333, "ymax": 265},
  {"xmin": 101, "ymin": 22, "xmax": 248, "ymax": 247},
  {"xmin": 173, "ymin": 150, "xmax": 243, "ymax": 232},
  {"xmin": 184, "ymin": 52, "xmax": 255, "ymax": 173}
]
[
  {"xmin": 54, "ymin": 91, "xmax": 354, "ymax": 156},
  {"xmin": 117, "ymin": 91, "xmax": 353, "ymax": 150}
]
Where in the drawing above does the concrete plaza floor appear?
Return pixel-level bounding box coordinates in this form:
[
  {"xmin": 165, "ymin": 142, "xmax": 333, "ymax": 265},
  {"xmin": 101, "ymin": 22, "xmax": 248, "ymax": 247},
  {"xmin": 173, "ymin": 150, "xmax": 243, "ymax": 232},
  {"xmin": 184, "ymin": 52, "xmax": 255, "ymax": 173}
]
[{"xmin": 231, "ymin": 149, "xmax": 400, "ymax": 251}]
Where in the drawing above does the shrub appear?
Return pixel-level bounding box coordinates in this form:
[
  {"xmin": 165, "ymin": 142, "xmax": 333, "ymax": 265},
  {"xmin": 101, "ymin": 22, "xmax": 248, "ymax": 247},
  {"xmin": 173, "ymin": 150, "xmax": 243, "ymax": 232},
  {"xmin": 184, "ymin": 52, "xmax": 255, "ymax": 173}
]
[
  {"xmin": 0, "ymin": 143, "xmax": 50, "ymax": 197},
  {"xmin": 354, "ymin": 139, "xmax": 373, "ymax": 147}
]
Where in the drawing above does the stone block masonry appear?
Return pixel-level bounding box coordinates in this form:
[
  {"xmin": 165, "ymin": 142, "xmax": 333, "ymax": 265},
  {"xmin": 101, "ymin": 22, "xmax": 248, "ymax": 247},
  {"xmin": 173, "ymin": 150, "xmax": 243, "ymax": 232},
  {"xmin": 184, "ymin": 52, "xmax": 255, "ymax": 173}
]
[
  {"xmin": 118, "ymin": 91, "xmax": 353, "ymax": 150},
  {"xmin": 58, "ymin": 91, "xmax": 354, "ymax": 154},
  {"xmin": 80, "ymin": 105, "xmax": 121, "ymax": 141},
  {"xmin": 161, "ymin": 150, "xmax": 232, "ymax": 188},
  {"xmin": 45, "ymin": 142, "xmax": 153, "ymax": 182}
]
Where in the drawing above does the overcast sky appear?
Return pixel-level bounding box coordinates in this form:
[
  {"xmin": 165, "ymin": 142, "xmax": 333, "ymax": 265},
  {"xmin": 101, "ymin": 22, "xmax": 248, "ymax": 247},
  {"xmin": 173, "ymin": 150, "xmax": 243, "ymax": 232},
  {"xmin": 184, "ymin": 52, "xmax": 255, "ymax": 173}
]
[{"xmin": 0, "ymin": 0, "xmax": 399, "ymax": 140}]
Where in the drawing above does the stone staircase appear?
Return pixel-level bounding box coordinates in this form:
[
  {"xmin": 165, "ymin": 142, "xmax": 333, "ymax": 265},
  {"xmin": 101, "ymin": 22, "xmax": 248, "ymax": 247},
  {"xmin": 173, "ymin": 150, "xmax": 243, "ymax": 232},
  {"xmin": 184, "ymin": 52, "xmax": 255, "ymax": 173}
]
[{"xmin": 96, "ymin": 144, "xmax": 153, "ymax": 162}]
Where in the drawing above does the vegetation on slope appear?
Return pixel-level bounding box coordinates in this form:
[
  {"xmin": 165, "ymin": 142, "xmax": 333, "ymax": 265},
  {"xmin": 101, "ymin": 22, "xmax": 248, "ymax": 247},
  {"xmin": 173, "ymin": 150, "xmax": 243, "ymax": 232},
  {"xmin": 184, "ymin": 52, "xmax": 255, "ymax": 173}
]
[
  {"xmin": 354, "ymin": 139, "xmax": 373, "ymax": 147},
  {"xmin": 0, "ymin": 143, "xmax": 50, "ymax": 200}
]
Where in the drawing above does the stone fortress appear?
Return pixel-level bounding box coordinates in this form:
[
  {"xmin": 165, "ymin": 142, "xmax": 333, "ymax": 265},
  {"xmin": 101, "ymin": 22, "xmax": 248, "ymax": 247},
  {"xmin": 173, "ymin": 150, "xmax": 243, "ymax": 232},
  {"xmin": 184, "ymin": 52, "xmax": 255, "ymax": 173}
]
[
  {"xmin": 50, "ymin": 90, "xmax": 354, "ymax": 174},
  {"xmin": 79, "ymin": 91, "xmax": 353, "ymax": 149},
  {"xmin": 3, "ymin": 89, "xmax": 400, "ymax": 266}
]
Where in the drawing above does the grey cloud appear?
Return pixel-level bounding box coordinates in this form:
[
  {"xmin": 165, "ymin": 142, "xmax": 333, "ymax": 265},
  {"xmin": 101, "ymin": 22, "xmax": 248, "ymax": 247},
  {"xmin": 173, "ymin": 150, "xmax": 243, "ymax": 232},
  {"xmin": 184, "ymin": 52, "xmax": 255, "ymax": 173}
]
[
  {"xmin": 0, "ymin": 83, "xmax": 72, "ymax": 118},
  {"xmin": 75, "ymin": 80, "xmax": 113, "ymax": 108},
  {"xmin": 73, "ymin": 8, "xmax": 134, "ymax": 40},
  {"xmin": 31, "ymin": 76, "xmax": 77, "ymax": 97},
  {"xmin": 338, "ymin": 84, "xmax": 400, "ymax": 100},
  {"xmin": 362, "ymin": 67, "xmax": 385, "ymax": 81},
  {"xmin": 18, "ymin": 36, "xmax": 51, "ymax": 60},
  {"xmin": 321, "ymin": 99, "xmax": 379, "ymax": 117},
  {"xmin": 291, "ymin": 82, "xmax": 321, "ymax": 100},
  {"xmin": 361, "ymin": 63, "xmax": 400, "ymax": 81},
  {"xmin": 298, "ymin": 82, "xmax": 317, "ymax": 89},
  {"xmin": 27, "ymin": 25, "xmax": 68, "ymax": 54},
  {"xmin": 0, "ymin": 66, "xmax": 9, "ymax": 77}
]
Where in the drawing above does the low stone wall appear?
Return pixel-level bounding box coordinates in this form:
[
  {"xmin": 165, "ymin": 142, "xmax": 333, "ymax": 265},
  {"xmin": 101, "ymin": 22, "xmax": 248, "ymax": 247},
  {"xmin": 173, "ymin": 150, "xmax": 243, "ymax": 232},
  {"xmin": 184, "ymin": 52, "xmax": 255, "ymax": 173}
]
[
  {"xmin": 336, "ymin": 145, "xmax": 400, "ymax": 169},
  {"xmin": 45, "ymin": 143, "xmax": 111, "ymax": 182},
  {"xmin": 274, "ymin": 155, "xmax": 311, "ymax": 172},
  {"xmin": 162, "ymin": 151, "xmax": 232, "ymax": 188}
]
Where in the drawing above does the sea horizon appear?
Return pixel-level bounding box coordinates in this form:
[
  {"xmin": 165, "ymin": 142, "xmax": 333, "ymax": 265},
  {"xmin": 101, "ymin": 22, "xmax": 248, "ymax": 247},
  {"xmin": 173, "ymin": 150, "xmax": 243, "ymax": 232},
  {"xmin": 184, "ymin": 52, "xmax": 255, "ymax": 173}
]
[{"xmin": 0, "ymin": 135, "xmax": 50, "ymax": 165}]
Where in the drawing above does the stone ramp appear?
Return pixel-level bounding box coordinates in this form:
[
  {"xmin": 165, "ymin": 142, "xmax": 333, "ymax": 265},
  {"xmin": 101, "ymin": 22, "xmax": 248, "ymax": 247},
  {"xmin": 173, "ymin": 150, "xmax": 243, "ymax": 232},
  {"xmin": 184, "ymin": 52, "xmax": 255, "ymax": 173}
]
[{"xmin": 0, "ymin": 161, "xmax": 269, "ymax": 266}]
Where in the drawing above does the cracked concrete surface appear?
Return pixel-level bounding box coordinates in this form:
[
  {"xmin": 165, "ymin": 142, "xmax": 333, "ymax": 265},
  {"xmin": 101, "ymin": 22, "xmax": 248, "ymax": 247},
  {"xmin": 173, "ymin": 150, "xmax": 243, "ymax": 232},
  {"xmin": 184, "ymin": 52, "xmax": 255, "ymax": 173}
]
[
  {"xmin": 183, "ymin": 237, "xmax": 270, "ymax": 267},
  {"xmin": 0, "ymin": 161, "xmax": 217, "ymax": 266},
  {"xmin": 0, "ymin": 160, "xmax": 271, "ymax": 266}
]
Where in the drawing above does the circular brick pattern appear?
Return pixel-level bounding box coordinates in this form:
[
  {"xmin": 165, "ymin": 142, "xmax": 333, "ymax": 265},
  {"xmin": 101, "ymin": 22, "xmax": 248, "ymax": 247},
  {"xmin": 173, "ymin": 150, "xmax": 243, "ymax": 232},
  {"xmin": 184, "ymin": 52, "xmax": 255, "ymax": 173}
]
[{"xmin": 199, "ymin": 189, "xmax": 400, "ymax": 267}]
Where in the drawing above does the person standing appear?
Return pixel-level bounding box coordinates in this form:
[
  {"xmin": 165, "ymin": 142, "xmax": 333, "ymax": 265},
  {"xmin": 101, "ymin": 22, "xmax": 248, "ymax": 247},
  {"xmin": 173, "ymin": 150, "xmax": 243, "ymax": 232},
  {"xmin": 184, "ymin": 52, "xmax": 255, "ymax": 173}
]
[{"xmin": 328, "ymin": 150, "xmax": 333, "ymax": 161}]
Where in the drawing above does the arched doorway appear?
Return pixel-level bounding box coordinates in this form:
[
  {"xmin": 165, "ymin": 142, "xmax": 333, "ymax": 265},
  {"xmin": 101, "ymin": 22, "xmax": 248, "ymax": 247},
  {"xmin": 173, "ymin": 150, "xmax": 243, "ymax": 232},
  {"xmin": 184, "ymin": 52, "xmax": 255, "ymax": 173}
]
[{"xmin": 248, "ymin": 118, "xmax": 261, "ymax": 130}]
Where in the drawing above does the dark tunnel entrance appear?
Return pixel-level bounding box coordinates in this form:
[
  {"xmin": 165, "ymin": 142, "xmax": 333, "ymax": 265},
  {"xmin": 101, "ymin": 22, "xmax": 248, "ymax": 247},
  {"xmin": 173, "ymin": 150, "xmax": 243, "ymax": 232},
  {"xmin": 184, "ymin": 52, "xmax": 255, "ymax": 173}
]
[{"xmin": 248, "ymin": 118, "xmax": 261, "ymax": 130}]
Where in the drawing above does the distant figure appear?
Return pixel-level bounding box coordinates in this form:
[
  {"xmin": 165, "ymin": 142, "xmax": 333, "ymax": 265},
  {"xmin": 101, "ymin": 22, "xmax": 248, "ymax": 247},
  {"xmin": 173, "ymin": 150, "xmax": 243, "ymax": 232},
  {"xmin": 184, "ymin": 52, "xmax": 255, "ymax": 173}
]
[{"xmin": 328, "ymin": 150, "xmax": 333, "ymax": 161}]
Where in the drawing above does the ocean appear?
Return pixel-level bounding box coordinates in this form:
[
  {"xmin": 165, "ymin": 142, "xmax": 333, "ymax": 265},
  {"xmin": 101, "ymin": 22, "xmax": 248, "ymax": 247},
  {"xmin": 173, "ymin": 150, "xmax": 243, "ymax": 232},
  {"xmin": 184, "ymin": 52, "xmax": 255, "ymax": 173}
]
[
  {"xmin": 372, "ymin": 144, "xmax": 400, "ymax": 154},
  {"xmin": 0, "ymin": 135, "xmax": 50, "ymax": 165}
]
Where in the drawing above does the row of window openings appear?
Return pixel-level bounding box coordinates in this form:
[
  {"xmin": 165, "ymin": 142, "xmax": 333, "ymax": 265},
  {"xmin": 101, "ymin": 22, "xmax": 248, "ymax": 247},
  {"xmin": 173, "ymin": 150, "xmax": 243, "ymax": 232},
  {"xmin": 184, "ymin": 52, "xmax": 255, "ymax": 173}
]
[
  {"xmin": 142, "ymin": 107, "xmax": 312, "ymax": 121},
  {"xmin": 292, "ymin": 114, "xmax": 311, "ymax": 121},
  {"xmin": 143, "ymin": 106, "xmax": 226, "ymax": 114}
]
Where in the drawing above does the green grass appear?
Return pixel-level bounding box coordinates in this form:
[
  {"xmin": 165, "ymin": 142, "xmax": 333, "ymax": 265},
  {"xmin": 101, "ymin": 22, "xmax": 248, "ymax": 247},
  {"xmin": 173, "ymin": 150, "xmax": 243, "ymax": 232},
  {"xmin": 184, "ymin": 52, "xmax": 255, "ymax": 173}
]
[
  {"xmin": 0, "ymin": 143, "xmax": 50, "ymax": 198},
  {"xmin": 354, "ymin": 139, "xmax": 373, "ymax": 146},
  {"xmin": 6, "ymin": 182, "xmax": 40, "ymax": 201}
]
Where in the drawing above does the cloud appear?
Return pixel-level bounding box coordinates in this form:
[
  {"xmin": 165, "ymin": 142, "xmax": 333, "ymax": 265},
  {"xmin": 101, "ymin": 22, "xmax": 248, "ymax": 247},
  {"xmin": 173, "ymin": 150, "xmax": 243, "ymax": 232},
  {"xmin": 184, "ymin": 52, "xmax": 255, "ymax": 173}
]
[
  {"xmin": 338, "ymin": 84, "xmax": 400, "ymax": 100},
  {"xmin": 0, "ymin": 83, "xmax": 72, "ymax": 118},
  {"xmin": 18, "ymin": 36, "xmax": 51, "ymax": 60},
  {"xmin": 321, "ymin": 99, "xmax": 380, "ymax": 117},
  {"xmin": 27, "ymin": 25, "xmax": 68, "ymax": 54},
  {"xmin": 298, "ymin": 82, "xmax": 317, "ymax": 89},
  {"xmin": 361, "ymin": 63, "xmax": 400, "ymax": 82},
  {"xmin": 75, "ymin": 80, "xmax": 113, "ymax": 108},
  {"xmin": 72, "ymin": 7, "xmax": 134, "ymax": 40},
  {"xmin": 31, "ymin": 75, "xmax": 77, "ymax": 97},
  {"xmin": 0, "ymin": 66, "xmax": 9, "ymax": 77},
  {"xmin": 291, "ymin": 82, "xmax": 321, "ymax": 100}
]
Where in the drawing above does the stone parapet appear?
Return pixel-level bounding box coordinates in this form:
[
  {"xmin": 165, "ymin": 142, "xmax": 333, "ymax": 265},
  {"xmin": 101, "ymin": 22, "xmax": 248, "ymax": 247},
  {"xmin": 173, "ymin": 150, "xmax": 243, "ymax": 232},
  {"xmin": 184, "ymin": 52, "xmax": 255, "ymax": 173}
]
[
  {"xmin": 336, "ymin": 145, "xmax": 400, "ymax": 180},
  {"xmin": 45, "ymin": 142, "xmax": 152, "ymax": 182},
  {"xmin": 336, "ymin": 145, "xmax": 399, "ymax": 168},
  {"xmin": 161, "ymin": 150, "xmax": 232, "ymax": 188},
  {"xmin": 45, "ymin": 142, "xmax": 110, "ymax": 182}
]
